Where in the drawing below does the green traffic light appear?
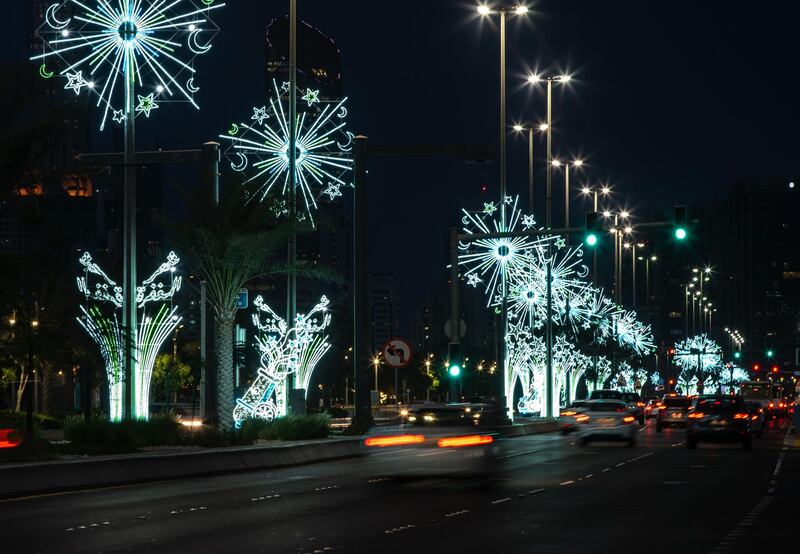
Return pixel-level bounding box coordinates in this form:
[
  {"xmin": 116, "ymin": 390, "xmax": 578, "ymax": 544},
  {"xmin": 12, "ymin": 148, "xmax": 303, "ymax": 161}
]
[
  {"xmin": 448, "ymin": 364, "xmax": 461, "ymax": 377},
  {"xmin": 766, "ymin": 349, "xmax": 774, "ymax": 358},
  {"xmin": 675, "ymin": 227, "xmax": 687, "ymax": 240},
  {"xmin": 733, "ymin": 352, "xmax": 741, "ymax": 359},
  {"xmin": 585, "ymin": 233, "xmax": 598, "ymax": 247}
]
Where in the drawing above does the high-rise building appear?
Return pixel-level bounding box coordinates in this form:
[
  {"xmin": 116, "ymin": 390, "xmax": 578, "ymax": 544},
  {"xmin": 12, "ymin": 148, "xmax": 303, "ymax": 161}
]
[
  {"xmin": 369, "ymin": 273, "xmax": 401, "ymax": 354},
  {"xmin": 714, "ymin": 179, "xmax": 800, "ymax": 367}
]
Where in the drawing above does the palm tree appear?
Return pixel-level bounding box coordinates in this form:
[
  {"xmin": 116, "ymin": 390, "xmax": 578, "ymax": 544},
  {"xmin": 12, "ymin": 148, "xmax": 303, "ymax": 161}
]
[{"xmin": 164, "ymin": 180, "xmax": 333, "ymax": 430}]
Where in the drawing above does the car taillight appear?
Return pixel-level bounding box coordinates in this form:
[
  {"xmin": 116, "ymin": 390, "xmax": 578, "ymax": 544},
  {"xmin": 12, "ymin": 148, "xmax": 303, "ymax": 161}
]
[
  {"xmin": 733, "ymin": 413, "xmax": 748, "ymax": 419},
  {"xmin": 636, "ymin": 402, "xmax": 645, "ymax": 407},
  {"xmin": 769, "ymin": 402, "xmax": 774, "ymax": 408},
  {"xmin": 688, "ymin": 412, "xmax": 705, "ymax": 419},
  {"xmin": 364, "ymin": 434, "xmax": 425, "ymax": 447},
  {"xmin": 561, "ymin": 410, "xmax": 577, "ymax": 417},
  {"xmin": 751, "ymin": 415, "xmax": 759, "ymax": 421},
  {"xmin": 576, "ymin": 415, "xmax": 590, "ymax": 423},
  {"xmin": 0, "ymin": 429, "xmax": 22, "ymax": 449},
  {"xmin": 437, "ymin": 435, "xmax": 494, "ymax": 448},
  {"xmin": 623, "ymin": 416, "xmax": 635, "ymax": 423},
  {"xmin": 779, "ymin": 403, "xmax": 785, "ymax": 408}
]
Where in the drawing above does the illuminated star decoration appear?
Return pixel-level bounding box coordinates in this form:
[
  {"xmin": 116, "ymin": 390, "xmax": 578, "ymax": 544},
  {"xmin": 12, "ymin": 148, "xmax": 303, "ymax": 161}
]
[
  {"xmin": 219, "ymin": 79, "xmax": 353, "ymax": 227},
  {"xmin": 136, "ymin": 94, "xmax": 158, "ymax": 117},
  {"xmin": 281, "ymin": 81, "xmax": 291, "ymax": 93},
  {"xmin": 467, "ymin": 273, "xmax": 483, "ymax": 287},
  {"xmin": 522, "ymin": 214, "xmax": 536, "ymax": 229},
  {"xmin": 483, "ymin": 202, "xmax": 497, "ymax": 215},
  {"xmin": 112, "ymin": 109, "xmax": 126, "ymax": 124},
  {"xmin": 64, "ymin": 70, "xmax": 88, "ymax": 94},
  {"xmin": 301, "ymin": 88, "xmax": 320, "ymax": 106},
  {"xmin": 233, "ymin": 296, "xmax": 332, "ymax": 427},
  {"xmin": 322, "ymin": 183, "xmax": 343, "ymax": 200},
  {"xmin": 31, "ymin": 0, "xmax": 225, "ymax": 131},
  {"xmin": 251, "ymin": 106, "xmax": 268, "ymax": 125}
]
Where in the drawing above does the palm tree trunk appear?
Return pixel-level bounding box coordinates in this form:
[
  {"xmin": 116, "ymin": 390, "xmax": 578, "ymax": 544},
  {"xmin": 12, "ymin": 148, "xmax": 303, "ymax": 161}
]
[{"xmin": 215, "ymin": 315, "xmax": 235, "ymax": 431}]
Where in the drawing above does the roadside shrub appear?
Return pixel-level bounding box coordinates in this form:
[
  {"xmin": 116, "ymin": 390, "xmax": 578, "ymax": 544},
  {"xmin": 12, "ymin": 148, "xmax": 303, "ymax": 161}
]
[
  {"xmin": 266, "ymin": 414, "xmax": 330, "ymax": 441},
  {"xmin": 0, "ymin": 411, "xmax": 63, "ymax": 432},
  {"xmin": 64, "ymin": 413, "xmax": 183, "ymax": 449}
]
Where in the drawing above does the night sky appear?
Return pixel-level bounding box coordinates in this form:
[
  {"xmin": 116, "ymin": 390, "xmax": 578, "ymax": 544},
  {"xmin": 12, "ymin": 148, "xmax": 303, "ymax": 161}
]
[{"xmin": 5, "ymin": 0, "xmax": 800, "ymax": 325}]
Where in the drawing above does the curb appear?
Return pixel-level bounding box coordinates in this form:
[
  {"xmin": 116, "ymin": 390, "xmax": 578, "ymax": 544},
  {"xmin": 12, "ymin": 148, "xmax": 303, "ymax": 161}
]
[{"xmin": 0, "ymin": 438, "xmax": 362, "ymax": 500}]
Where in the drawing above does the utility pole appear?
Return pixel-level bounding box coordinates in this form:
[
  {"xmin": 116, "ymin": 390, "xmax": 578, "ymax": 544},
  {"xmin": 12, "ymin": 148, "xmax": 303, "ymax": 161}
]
[
  {"xmin": 353, "ymin": 136, "xmax": 372, "ymax": 427},
  {"xmin": 286, "ymin": 0, "xmax": 299, "ymax": 410}
]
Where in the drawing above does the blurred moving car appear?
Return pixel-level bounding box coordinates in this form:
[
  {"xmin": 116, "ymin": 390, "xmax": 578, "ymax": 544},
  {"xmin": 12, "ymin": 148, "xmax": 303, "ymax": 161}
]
[
  {"xmin": 574, "ymin": 400, "xmax": 638, "ymax": 447},
  {"xmin": 743, "ymin": 401, "xmax": 765, "ymax": 438},
  {"xmin": 363, "ymin": 404, "xmax": 501, "ymax": 480},
  {"xmin": 622, "ymin": 393, "xmax": 646, "ymax": 424},
  {"xmin": 559, "ymin": 401, "xmax": 589, "ymax": 434},
  {"xmin": 656, "ymin": 395, "xmax": 691, "ymax": 432},
  {"xmin": 686, "ymin": 395, "xmax": 753, "ymax": 450},
  {"xmin": 644, "ymin": 399, "xmax": 663, "ymax": 419},
  {"xmin": 0, "ymin": 428, "xmax": 22, "ymax": 449}
]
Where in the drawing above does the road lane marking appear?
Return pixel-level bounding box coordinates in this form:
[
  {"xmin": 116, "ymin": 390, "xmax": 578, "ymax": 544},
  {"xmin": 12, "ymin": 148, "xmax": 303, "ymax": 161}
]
[
  {"xmin": 528, "ymin": 488, "xmax": 545, "ymax": 495},
  {"xmin": 491, "ymin": 497, "xmax": 511, "ymax": 504},
  {"xmin": 498, "ymin": 448, "xmax": 542, "ymax": 460},
  {"xmin": 559, "ymin": 480, "xmax": 574, "ymax": 486}
]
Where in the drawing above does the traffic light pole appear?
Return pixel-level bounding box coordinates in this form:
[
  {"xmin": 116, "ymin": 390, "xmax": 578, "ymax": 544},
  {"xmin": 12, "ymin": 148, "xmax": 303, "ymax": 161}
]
[{"xmin": 449, "ymin": 228, "xmax": 461, "ymax": 403}]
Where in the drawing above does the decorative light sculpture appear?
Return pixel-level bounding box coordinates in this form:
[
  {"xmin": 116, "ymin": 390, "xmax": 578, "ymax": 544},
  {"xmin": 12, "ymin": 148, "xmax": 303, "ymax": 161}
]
[
  {"xmin": 233, "ymin": 295, "xmax": 332, "ymax": 428},
  {"xmin": 602, "ymin": 309, "xmax": 655, "ymax": 357},
  {"xmin": 32, "ymin": 0, "xmax": 224, "ymax": 130},
  {"xmin": 460, "ymin": 196, "xmax": 551, "ymax": 307},
  {"xmin": 220, "ymin": 80, "xmax": 353, "ymax": 227},
  {"xmin": 77, "ymin": 252, "xmax": 182, "ymax": 420},
  {"xmin": 674, "ymin": 334, "xmax": 723, "ymax": 394}
]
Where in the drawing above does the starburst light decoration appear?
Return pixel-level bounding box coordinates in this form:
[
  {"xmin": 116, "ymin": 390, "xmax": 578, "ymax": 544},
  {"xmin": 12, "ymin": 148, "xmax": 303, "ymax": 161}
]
[
  {"xmin": 220, "ymin": 80, "xmax": 354, "ymax": 227},
  {"xmin": 31, "ymin": 1, "xmax": 224, "ymax": 130},
  {"xmin": 77, "ymin": 252, "xmax": 182, "ymax": 421},
  {"xmin": 674, "ymin": 334, "xmax": 723, "ymax": 394},
  {"xmin": 232, "ymin": 295, "xmax": 332, "ymax": 428},
  {"xmin": 460, "ymin": 196, "xmax": 552, "ymax": 308}
]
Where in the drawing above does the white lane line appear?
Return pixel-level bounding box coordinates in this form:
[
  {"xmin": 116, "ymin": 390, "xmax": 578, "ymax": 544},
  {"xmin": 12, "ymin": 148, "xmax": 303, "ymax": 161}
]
[
  {"xmin": 445, "ymin": 509, "xmax": 470, "ymax": 518},
  {"xmin": 559, "ymin": 480, "xmax": 575, "ymax": 486},
  {"xmin": 615, "ymin": 462, "xmax": 625, "ymax": 467},
  {"xmin": 528, "ymin": 488, "xmax": 545, "ymax": 495},
  {"xmin": 773, "ymin": 452, "xmax": 786, "ymax": 477},
  {"xmin": 601, "ymin": 468, "xmax": 611, "ymax": 473},
  {"xmin": 499, "ymin": 448, "xmax": 543, "ymax": 460},
  {"xmin": 584, "ymin": 474, "xmax": 594, "ymax": 479},
  {"xmin": 491, "ymin": 497, "xmax": 512, "ymax": 504}
]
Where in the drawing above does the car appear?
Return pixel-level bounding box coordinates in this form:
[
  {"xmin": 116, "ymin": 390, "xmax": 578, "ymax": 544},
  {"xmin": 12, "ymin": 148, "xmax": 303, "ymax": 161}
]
[
  {"xmin": 559, "ymin": 401, "xmax": 589, "ymax": 434},
  {"xmin": 656, "ymin": 395, "xmax": 691, "ymax": 432},
  {"xmin": 744, "ymin": 401, "xmax": 765, "ymax": 438},
  {"xmin": 644, "ymin": 398, "xmax": 663, "ymax": 419},
  {"xmin": 362, "ymin": 404, "xmax": 502, "ymax": 480},
  {"xmin": 588, "ymin": 389, "xmax": 624, "ymax": 401},
  {"xmin": 686, "ymin": 395, "xmax": 753, "ymax": 450},
  {"xmin": 574, "ymin": 400, "xmax": 638, "ymax": 447},
  {"xmin": 621, "ymin": 392, "xmax": 646, "ymax": 424}
]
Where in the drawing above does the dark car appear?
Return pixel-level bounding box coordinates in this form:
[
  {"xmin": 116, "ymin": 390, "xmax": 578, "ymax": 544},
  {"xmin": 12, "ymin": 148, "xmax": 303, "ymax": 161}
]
[
  {"xmin": 744, "ymin": 401, "xmax": 765, "ymax": 438},
  {"xmin": 589, "ymin": 389, "xmax": 624, "ymax": 401},
  {"xmin": 686, "ymin": 395, "xmax": 753, "ymax": 450},
  {"xmin": 621, "ymin": 393, "xmax": 646, "ymax": 425}
]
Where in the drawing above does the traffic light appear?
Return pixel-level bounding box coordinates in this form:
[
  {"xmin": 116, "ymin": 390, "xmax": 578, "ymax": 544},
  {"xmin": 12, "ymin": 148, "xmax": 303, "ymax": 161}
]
[
  {"xmin": 772, "ymin": 366, "xmax": 779, "ymax": 374},
  {"xmin": 673, "ymin": 205, "xmax": 688, "ymax": 240},
  {"xmin": 584, "ymin": 211, "xmax": 601, "ymax": 247},
  {"xmin": 447, "ymin": 343, "xmax": 462, "ymax": 378},
  {"xmin": 733, "ymin": 351, "xmax": 741, "ymax": 360},
  {"xmin": 753, "ymin": 363, "xmax": 760, "ymax": 372},
  {"xmin": 766, "ymin": 349, "xmax": 774, "ymax": 358}
]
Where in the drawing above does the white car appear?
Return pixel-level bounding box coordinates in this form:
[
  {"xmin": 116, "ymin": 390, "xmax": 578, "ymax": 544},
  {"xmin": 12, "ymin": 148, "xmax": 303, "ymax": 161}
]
[{"xmin": 574, "ymin": 400, "xmax": 638, "ymax": 447}]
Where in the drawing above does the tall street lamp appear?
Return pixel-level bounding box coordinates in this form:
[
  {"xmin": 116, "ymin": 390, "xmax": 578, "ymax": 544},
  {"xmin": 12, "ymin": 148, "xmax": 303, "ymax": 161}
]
[
  {"xmin": 551, "ymin": 157, "xmax": 583, "ymax": 243},
  {"xmin": 645, "ymin": 255, "xmax": 657, "ymax": 323},
  {"xmin": 513, "ymin": 122, "xmax": 548, "ymax": 213},
  {"xmin": 478, "ymin": 2, "xmax": 530, "ymax": 418}
]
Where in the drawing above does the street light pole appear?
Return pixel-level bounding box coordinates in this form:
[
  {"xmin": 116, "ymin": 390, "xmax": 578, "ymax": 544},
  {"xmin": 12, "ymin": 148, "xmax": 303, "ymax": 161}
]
[
  {"xmin": 286, "ymin": 0, "xmax": 298, "ymax": 406},
  {"xmin": 528, "ymin": 127, "xmax": 534, "ymax": 214}
]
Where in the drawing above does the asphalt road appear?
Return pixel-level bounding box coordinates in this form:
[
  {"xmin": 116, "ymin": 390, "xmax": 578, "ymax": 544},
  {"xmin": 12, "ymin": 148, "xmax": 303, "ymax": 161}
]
[{"xmin": 1, "ymin": 419, "xmax": 796, "ymax": 554}]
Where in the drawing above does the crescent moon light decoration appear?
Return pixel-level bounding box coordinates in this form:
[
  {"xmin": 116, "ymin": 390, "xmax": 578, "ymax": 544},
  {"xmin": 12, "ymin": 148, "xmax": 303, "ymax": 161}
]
[
  {"xmin": 231, "ymin": 153, "xmax": 248, "ymax": 171},
  {"xmin": 219, "ymin": 80, "xmax": 354, "ymax": 227},
  {"xmin": 31, "ymin": 1, "xmax": 225, "ymax": 131}
]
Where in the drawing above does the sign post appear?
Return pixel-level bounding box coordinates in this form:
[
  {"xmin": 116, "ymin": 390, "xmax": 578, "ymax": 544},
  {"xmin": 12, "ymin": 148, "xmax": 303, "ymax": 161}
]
[{"xmin": 382, "ymin": 338, "xmax": 413, "ymax": 408}]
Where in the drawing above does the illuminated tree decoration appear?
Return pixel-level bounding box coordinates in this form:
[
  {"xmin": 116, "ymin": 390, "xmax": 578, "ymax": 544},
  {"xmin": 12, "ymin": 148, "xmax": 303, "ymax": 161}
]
[
  {"xmin": 602, "ymin": 309, "xmax": 656, "ymax": 357},
  {"xmin": 507, "ymin": 323, "xmax": 544, "ymax": 414},
  {"xmin": 31, "ymin": 0, "xmax": 224, "ymax": 130},
  {"xmin": 233, "ymin": 295, "xmax": 332, "ymax": 428},
  {"xmin": 77, "ymin": 252, "xmax": 182, "ymax": 421},
  {"xmin": 674, "ymin": 334, "xmax": 723, "ymax": 394},
  {"xmin": 219, "ymin": 80, "xmax": 354, "ymax": 227}
]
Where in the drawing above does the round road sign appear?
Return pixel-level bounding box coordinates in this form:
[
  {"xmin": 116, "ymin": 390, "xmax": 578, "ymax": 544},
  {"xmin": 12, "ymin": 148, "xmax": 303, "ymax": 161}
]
[{"xmin": 382, "ymin": 338, "xmax": 413, "ymax": 369}]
